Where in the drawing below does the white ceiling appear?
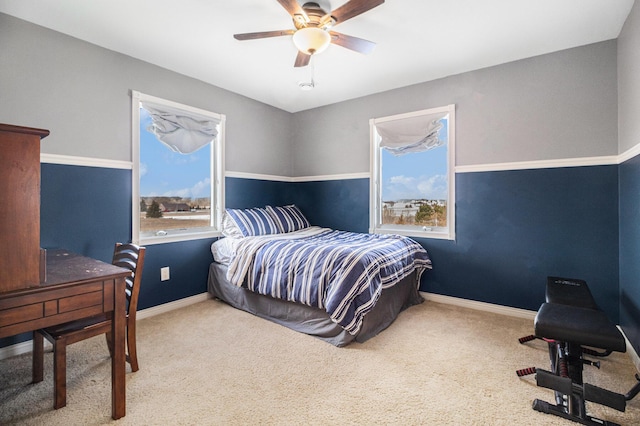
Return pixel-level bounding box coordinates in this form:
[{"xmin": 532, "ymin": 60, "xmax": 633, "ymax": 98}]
[{"xmin": 0, "ymin": 0, "xmax": 634, "ymax": 113}]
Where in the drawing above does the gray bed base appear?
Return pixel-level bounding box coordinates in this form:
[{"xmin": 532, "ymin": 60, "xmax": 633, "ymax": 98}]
[{"xmin": 207, "ymin": 262, "xmax": 423, "ymax": 347}]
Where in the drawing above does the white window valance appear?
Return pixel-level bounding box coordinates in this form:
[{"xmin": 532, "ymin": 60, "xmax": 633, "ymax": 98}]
[
  {"xmin": 142, "ymin": 102, "xmax": 220, "ymax": 154},
  {"xmin": 376, "ymin": 111, "xmax": 448, "ymax": 156}
]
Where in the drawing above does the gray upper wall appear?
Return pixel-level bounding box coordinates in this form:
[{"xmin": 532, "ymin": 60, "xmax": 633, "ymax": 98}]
[
  {"xmin": 1, "ymin": 13, "xmax": 623, "ymax": 178},
  {"xmin": 292, "ymin": 40, "xmax": 618, "ymax": 176},
  {"xmin": 0, "ymin": 13, "xmax": 293, "ymax": 177},
  {"xmin": 619, "ymin": 0, "xmax": 640, "ymax": 153}
]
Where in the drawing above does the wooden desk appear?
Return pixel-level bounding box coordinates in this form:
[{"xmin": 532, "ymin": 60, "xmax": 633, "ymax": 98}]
[{"xmin": 0, "ymin": 250, "xmax": 131, "ymax": 419}]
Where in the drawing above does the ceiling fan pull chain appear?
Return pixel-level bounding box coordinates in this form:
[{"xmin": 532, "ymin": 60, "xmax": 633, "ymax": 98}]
[{"xmin": 298, "ymin": 56, "xmax": 316, "ymax": 90}]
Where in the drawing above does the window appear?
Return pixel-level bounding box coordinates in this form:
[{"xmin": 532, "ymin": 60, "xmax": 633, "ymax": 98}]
[
  {"xmin": 131, "ymin": 91, "xmax": 225, "ymax": 244},
  {"xmin": 370, "ymin": 105, "xmax": 455, "ymax": 240}
]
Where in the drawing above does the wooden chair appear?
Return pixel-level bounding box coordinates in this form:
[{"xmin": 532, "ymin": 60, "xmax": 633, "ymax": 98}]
[{"xmin": 32, "ymin": 243, "xmax": 146, "ymax": 409}]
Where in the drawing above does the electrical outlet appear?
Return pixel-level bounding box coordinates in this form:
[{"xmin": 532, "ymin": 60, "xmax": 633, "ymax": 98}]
[{"xmin": 160, "ymin": 267, "xmax": 170, "ymax": 281}]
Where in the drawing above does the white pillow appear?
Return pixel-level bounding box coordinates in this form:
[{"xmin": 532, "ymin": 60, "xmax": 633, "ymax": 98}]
[{"xmin": 211, "ymin": 238, "xmax": 236, "ymax": 265}]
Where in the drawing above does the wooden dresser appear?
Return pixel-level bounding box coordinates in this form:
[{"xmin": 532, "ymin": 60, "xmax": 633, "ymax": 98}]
[{"xmin": 0, "ymin": 123, "xmax": 49, "ymax": 292}]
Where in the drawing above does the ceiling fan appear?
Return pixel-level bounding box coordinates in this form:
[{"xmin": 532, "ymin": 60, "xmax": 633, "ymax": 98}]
[{"xmin": 233, "ymin": 0, "xmax": 385, "ymax": 67}]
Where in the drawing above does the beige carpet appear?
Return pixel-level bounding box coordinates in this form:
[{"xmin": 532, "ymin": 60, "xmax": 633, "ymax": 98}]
[{"xmin": 1, "ymin": 298, "xmax": 639, "ymax": 425}]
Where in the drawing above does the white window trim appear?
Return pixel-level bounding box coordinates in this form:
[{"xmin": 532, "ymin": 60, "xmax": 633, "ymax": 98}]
[
  {"xmin": 131, "ymin": 90, "xmax": 225, "ymax": 245},
  {"xmin": 369, "ymin": 104, "xmax": 456, "ymax": 241}
]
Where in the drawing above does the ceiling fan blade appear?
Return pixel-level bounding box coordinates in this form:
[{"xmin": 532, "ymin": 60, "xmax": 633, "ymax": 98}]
[
  {"xmin": 276, "ymin": 0, "xmax": 309, "ymax": 22},
  {"xmin": 329, "ymin": 31, "xmax": 376, "ymax": 55},
  {"xmin": 294, "ymin": 51, "xmax": 311, "ymax": 68},
  {"xmin": 234, "ymin": 29, "xmax": 294, "ymax": 41},
  {"xmin": 328, "ymin": 0, "xmax": 385, "ymax": 25}
]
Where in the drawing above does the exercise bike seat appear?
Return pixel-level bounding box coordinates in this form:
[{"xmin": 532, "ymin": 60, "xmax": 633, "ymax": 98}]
[{"xmin": 535, "ymin": 302, "xmax": 626, "ymax": 353}]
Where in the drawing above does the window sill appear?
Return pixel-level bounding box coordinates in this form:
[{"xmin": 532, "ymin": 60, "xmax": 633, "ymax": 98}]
[
  {"xmin": 139, "ymin": 229, "xmax": 221, "ymax": 245},
  {"xmin": 371, "ymin": 225, "xmax": 454, "ymax": 241}
]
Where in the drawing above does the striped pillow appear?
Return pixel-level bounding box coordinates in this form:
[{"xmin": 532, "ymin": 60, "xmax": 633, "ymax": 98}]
[
  {"xmin": 266, "ymin": 205, "xmax": 311, "ymax": 233},
  {"xmin": 223, "ymin": 207, "xmax": 279, "ymax": 237}
]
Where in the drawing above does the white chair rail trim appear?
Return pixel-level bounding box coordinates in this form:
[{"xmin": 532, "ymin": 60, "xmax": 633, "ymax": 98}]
[{"xmin": 40, "ymin": 142, "xmax": 640, "ymax": 180}]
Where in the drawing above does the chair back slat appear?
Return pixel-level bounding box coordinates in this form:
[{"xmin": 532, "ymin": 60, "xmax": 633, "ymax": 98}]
[{"xmin": 112, "ymin": 243, "xmax": 146, "ymax": 317}]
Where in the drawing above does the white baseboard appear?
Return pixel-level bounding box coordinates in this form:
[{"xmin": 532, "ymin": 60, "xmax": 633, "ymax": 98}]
[
  {"xmin": 0, "ymin": 293, "xmax": 212, "ymax": 361},
  {"xmin": 421, "ymin": 291, "xmax": 538, "ymax": 320},
  {"xmin": 136, "ymin": 292, "xmax": 211, "ymax": 321},
  {"xmin": 0, "ymin": 339, "xmax": 39, "ymax": 360},
  {"xmin": 422, "ymin": 291, "xmax": 640, "ymax": 372},
  {"xmin": 622, "ymin": 327, "xmax": 640, "ymax": 372}
]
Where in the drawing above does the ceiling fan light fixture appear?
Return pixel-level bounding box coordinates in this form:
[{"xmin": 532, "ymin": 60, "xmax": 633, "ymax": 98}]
[{"xmin": 292, "ymin": 27, "xmax": 331, "ymax": 55}]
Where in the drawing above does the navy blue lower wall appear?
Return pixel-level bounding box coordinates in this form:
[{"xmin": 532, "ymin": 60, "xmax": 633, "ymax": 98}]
[
  {"xmin": 620, "ymin": 154, "xmax": 640, "ymax": 355},
  {"xmin": 225, "ymin": 177, "xmax": 294, "ymax": 209},
  {"xmin": 40, "ymin": 163, "xmax": 132, "ymax": 261},
  {"xmin": 442, "ymin": 166, "xmax": 619, "ymax": 317},
  {"xmin": 290, "ymin": 178, "xmax": 370, "ymax": 233},
  {"xmin": 137, "ymin": 239, "xmax": 214, "ymax": 310}
]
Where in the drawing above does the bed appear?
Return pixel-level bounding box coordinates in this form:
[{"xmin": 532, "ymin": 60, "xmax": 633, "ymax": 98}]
[{"xmin": 207, "ymin": 205, "xmax": 432, "ymax": 346}]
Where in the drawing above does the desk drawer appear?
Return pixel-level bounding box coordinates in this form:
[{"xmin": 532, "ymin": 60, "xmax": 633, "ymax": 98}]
[
  {"xmin": 0, "ymin": 279, "xmax": 117, "ymax": 338},
  {"xmin": 0, "ymin": 303, "xmax": 43, "ymax": 327},
  {"xmin": 57, "ymin": 290, "xmax": 104, "ymax": 314}
]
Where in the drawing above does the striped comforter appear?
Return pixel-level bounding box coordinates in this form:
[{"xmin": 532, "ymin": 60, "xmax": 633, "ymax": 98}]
[{"xmin": 226, "ymin": 229, "xmax": 432, "ymax": 334}]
